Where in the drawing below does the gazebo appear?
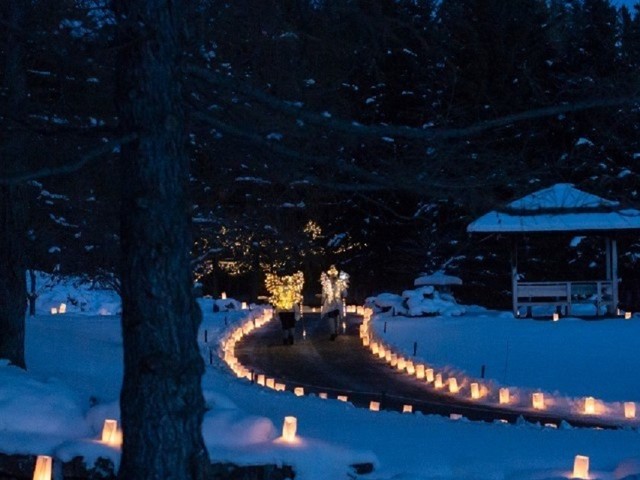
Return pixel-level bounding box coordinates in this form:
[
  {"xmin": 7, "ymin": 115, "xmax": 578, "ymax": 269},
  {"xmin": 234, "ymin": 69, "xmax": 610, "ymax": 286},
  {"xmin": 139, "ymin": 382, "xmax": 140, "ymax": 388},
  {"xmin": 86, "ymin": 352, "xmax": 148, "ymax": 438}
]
[{"xmin": 467, "ymin": 183, "xmax": 640, "ymax": 317}]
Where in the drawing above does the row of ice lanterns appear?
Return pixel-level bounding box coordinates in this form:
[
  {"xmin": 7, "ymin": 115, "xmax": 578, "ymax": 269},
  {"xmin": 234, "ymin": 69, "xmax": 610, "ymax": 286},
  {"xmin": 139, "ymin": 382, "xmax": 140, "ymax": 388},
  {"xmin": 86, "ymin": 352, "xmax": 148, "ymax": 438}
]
[
  {"xmin": 550, "ymin": 309, "xmax": 633, "ymax": 322},
  {"xmin": 219, "ymin": 306, "xmax": 594, "ymax": 477},
  {"xmin": 32, "ymin": 419, "xmax": 122, "ymax": 480},
  {"xmin": 50, "ymin": 303, "xmax": 67, "ymax": 315},
  {"xmin": 360, "ymin": 312, "xmax": 637, "ymax": 420},
  {"xmin": 219, "ymin": 308, "xmax": 303, "ymax": 444}
]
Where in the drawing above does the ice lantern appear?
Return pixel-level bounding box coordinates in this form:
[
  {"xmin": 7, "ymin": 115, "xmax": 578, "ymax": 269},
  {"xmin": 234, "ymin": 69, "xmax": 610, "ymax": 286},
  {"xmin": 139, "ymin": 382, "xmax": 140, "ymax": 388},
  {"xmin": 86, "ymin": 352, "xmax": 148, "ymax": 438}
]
[
  {"xmin": 101, "ymin": 419, "xmax": 121, "ymax": 447},
  {"xmin": 499, "ymin": 388, "xmax": 510, "ymax": 404},
  {"xmin": 33, "ymin": 455, "xmax": 52, "ymax": 480},
  {"xmin": 532, "ymin": 392, "xmax": 544, "ymax": 410},
  {"xmin": 625, "ymin": 401, "xmax": 636, "ymax": 418},
  {"xmin": 470, "ymin": 382, "xmax": 480, "ymax": 399},
  {"xmin": 584, "ymin": 396, "xmax": 595, "ymax": 415},
  {"xmin": 434, "ymin": 373, "xmax": 443, "ymax": 389},
  {"xmin": 221, "ymin": 292, "xmax": 227, "ymax": 299},
  {"xmin": 369, "ymin": 401, "xmax": 380, "ymax": 411},
  {"xmin": 282, "ymin": 416, "xmax": 297, "ymax": 443},
  {"xmin": 572, "ymin": 455, "xmax": 589, "ymax": 479}
]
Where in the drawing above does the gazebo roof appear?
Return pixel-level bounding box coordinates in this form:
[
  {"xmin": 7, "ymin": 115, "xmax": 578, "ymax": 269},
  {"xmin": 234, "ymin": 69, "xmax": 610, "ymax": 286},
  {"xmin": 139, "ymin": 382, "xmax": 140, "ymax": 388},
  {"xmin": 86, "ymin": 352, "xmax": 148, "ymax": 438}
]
[{"xmin": 468, "ymin": 183, "xmax": 640, "ymax": 233}]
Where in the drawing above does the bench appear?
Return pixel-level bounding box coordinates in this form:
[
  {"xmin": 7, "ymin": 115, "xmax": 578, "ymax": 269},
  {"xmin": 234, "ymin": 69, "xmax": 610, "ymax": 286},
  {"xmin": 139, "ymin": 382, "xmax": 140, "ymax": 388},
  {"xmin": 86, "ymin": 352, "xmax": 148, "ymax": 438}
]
[{"xmin": 515, "ymin": 281, "xmax": 613, "ymax": 317}]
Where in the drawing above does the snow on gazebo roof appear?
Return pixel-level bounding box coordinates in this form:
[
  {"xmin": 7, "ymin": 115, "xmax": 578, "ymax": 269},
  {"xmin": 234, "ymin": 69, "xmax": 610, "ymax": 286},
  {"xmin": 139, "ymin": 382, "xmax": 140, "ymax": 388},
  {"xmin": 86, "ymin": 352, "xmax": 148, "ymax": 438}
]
[
  {"xmin": 467, "ymin": 183, "xmax": 640, "ymax": 233},
  {"xmin": 414, "ymin": 271, "xmax": 463, "ymax": 287}
]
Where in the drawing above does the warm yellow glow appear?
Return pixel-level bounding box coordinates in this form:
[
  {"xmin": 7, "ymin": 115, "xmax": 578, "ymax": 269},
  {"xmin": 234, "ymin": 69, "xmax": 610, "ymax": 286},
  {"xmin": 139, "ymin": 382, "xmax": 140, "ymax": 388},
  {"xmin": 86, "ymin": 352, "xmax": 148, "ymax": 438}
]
[
  {"xmin": 434, "ymin": 373, "xmax": 443, "ymax": 389},
  {"xmin": 499, "ymin": 388, "xmax": 510, "ymax": 404},
  {"xmin": 572, "ymin": 455, "xmax": 589, "ymax": 479},
  {"xmin": 625, "ymin": 311, "xmax": 633, "ymax": 319},
  {"xmin": 448, "ymin": 377, "xmax": 459, "ymax": 393},
  {"xmin": 416, "ymin": 364, "xmax": 425, "ymax": 380},
  {"xmin": 319, "ymin": 392, "xmax": 328, "ymax": 399},
  {"xmin": 390, "ymin": 353, "xmax": 398, "ymax": 367},
  {"xmin": 369, "ymin": 401, "xmax": 380, "ymax": 411},
  {"xmin": 337, "ymin": 395, "xmax": 348, "ymax": 402},
  {"xmin": 265, "ymin": 272, "xmax": 304, "ymax": 310},
  {"xmin": 241, "ymin": 301, "xmax": 248, "ymax": 310},
  {"xmin": 282, "ymin": 416, "xmax": 297, "ymax": 442},
  {"xmin": 58, "ymin": 303, "xmax": 67, "ymax": 314},
  {"xmin": 397, "ymin": 357, "xmax": 406, "ymax": 371},
  {"xmin": 470, "ymin": 382, "xmax": 480, "ymax": 399},
  {"xmin": 101, "ymin": 419, "xmax": 121, "ymax": 447},
  {"xmin": 363, "ymin": 336, "xmax": 370, "ymax": 347},
  {"xmin": 385, "ymin": 350, "xmax": 392, "ymax": 363},
  {"xmin": 426, "ymin": 368, "xmax": 435, "ymax": 383},
  {"xmin": 266, "ymin": 378, "xmax": 275, "ymax": 389},
  {"xmin": 371, "ymin": 342, "xmax": 379, "ymax": 355},
  {"xmin": 532, "ymin": 392, "xmax": 545, "ymax": 410},
  {"xmin": 552, "ymin": 312, "xmax": 559, "ymax": 322},
  {"xmin": 406, "ymin": 361, "xmax": 415, "ymax": 376},
  {"xmin": 257, "ymin": 374, "xmax": 265, "ymax": 386},
  {"xmin": 402, "ymin": 404, "xmax": 413, "ymax": 413},
  {"xmin": 275, "ymin": 383, "xmax": 286, "ymax": 392},
  {"xmin": 50, "ymin": 308, "xmax": 57, "ymax": 315},
  {"xmin": 584, "ymin": 396, "xmax": 595, "ymax": 415},
  {"xmin": 33, "ymin": 455, "xmax": 52, "ymax": 480},
  {"xmin": 294, "ymin": 387, "xmax": 304, "ymax": 397},
  {"xmin": 378, "ymin": 346, "xmax": 386, "ymax": 359},
  {"xmin": 625, "ymin": 402, "xmax": 636, "ymax": 418},
  {"xmin": 221, "ymin": 292, "xmax": 227, "ymax": 299}
]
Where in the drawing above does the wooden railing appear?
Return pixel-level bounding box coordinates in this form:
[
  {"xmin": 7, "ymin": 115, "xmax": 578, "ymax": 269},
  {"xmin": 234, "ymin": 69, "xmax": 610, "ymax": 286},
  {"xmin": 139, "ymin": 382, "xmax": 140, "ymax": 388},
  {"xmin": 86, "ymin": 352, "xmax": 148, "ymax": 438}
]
[{"xmin": 515, "ymin": 280, "xmax": 614, "ymax": 316}]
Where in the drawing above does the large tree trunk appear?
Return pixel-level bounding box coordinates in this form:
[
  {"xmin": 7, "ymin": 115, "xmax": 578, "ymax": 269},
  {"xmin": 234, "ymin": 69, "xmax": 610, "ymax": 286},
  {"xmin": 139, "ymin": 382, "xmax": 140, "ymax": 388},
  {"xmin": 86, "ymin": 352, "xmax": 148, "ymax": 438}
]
[
  {"xmin": 0, "ymin": 0, "xmax": 27, "ymax": 369},
  {"xmin": 115, "ymin": 1, "xmax": 209, "ymax": 478}
]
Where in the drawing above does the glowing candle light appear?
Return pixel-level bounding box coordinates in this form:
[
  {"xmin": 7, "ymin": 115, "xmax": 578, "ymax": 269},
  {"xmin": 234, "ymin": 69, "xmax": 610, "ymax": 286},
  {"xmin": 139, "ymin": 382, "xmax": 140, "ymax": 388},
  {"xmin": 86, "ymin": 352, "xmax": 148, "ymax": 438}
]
[
  {"xmin": 450, "ymin": 413, "xmax": 462, "ymax": 420},
  {"xmin": 221, "ymin": 292, "xmax": 227, "ymax": 299},
  {"xmin": 58, "ymin": 303, "xmax": 66, "ymax": 314},
  {"xmin": 363, "ymin": 336, "xmax": 370, "ymax": 347},
  {"xmin": 499, "ymin": 388, "xmax": 510, "ymax": 404},
  {"xmin": 415, "ymin": 364, "xmax": 425, "ymax": 380},
  {"xmin": 101, "ymin": 419, "xmax": 121, "ymax": 447},
  {"xmin": 532, "ymin": 392, "xmax": 545, "ymax": 410},
  {"xmin": 371, "ymin": 342, "xmax": 379, "ymax": 355},
  {"xmin": 241, "ymin": 301, "xmax": 248, "ymax": 310},
  {"xmin": 33, "ymin": 455, "xmax": 52, "ymax": 480},
  {"xmin": 50, "ymin": 308, "xmax": 57, "ymax": 315},
  {"xmin": 470, "ymin": 382, "xmax": 480, "ymax": 399},
  {"xmin": 572, "ymin": 455, "xmax": 589, "ymax": 480},
  {"xmin": 369, "ymin": 401, "xmax": 380, "ymax": 411},
  {"xmin": 390, "ymin": 353, "xmax": 398, "ymax": 367},
  {"xmin": 378, "ymin": 346, "xmax": 386, "ymax": 359},
  {"xmin": 337, "ymin": 395, "xmax": 348, "ymax": 402},
  {"xmin": 426, "ymin": 368, "xmax": 435, "ymax": 383},
  {"xmin": 385, "ymin": 350, "xmax": 392, "ymax": 363},
  {"xmin": 584, "ymin": 396, "xmax": 595, "ymax": 415},
  {"xmin": 266, "ymin": 378, "xmax": 275, "ymax": 389},
  {"xmin": 625, "ymin": 401, "xmax": 636, "ymax": 418},
  {"xmin": 294, "ymin": 387, "xmax": 304, "ymax": 396},
  {"xmin": 318, "ymin": 392, "xmax": 328, "ymax": 399},
  {"xmin": 552, "ymin": 312, "xmax": 559, "ymax": 322},
  {"xmin": 282, "ymin": 416, "xmax": 297, "ymax": 442},
  {"xmin": 448, "ymin": 377, "xmax": 459, "ymax": 393},
  {"xmin": 434, "ymin": 373, "xmax": 443, "ymax": 389},
  {"xmin": 402, "ymin": 404, "xmax": 413, "ymax": 413},
  {"xmin": 625, "ymin": 311, "xmax": 633, "ymax": 319},
  {"xmin": 275, "ymin": 383, "xmax": 286, "ymax": 391},
  {"xmin": 406, "ymin": 361, "xmax": 415, "ymax": 376},
  {"xmin": 257, "ymin": 374, "xmax": 265, "ymax": 386},
  {"xmin": 397, "ymin": 357, "xmax": 406, "ymax": 371}
]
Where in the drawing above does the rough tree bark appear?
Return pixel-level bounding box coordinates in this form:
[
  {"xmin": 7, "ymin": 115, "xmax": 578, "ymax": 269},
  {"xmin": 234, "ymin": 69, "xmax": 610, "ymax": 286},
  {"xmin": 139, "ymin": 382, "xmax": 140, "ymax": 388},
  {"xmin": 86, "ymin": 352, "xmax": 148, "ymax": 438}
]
[
  {"xmin": 115, "ymin": 0, "xmax": 209, "ymax": 478},
  {"xmin": 0, "ymin": 0, "xmax": 27, "ymax": 369}
]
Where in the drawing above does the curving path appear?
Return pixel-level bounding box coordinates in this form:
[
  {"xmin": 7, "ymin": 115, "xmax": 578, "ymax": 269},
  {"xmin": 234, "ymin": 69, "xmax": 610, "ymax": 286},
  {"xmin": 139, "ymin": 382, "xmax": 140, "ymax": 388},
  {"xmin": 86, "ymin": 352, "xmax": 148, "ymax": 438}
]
[{"xmin": 235, "ymin": 312, "xmax": 621, "ymax": 429}]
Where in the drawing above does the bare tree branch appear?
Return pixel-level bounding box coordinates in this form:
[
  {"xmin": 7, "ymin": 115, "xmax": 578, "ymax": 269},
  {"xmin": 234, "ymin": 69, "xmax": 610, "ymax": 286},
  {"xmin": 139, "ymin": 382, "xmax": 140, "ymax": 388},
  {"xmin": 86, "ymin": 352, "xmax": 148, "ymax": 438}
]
[
  {"xmin": 0, "ymin": 133, "xmax": 137, "ymax": 185},
  {"xmin": 187, "ymin": 64, "xmax": 640, "ymax": 141}
]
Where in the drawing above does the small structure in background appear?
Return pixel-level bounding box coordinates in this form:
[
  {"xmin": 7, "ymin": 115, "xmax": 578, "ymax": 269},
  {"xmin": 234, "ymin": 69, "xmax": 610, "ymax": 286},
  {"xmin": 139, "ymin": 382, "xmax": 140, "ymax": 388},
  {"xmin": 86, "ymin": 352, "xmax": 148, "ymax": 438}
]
[{"xmin": 468, "ymin": 183, "xmax": 640, "ymax": 317}]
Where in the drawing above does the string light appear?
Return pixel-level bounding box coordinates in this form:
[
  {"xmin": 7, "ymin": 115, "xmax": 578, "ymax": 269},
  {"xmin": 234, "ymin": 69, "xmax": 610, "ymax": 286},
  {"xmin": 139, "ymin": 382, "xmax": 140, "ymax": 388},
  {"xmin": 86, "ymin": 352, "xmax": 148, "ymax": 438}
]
[{"xmin": 265, "ymin": 272, "xmax": 304, "ymax": 310}]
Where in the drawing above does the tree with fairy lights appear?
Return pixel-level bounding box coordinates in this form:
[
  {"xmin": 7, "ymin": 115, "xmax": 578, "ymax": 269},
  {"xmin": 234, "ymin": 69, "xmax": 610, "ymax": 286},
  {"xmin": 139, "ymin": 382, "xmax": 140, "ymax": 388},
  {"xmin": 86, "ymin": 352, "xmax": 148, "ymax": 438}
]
[
  {"xmin": 320, "ymin": 265, "xmax": 349, "ymax": 340},
  {"xmin": 265, "ymin": 271, "xmax": 304, "ymax": 345}
]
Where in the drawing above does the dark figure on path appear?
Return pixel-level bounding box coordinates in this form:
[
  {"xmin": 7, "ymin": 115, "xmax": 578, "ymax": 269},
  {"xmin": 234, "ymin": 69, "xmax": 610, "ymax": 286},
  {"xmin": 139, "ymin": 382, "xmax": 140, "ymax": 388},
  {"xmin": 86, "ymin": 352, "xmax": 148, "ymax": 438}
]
[{"xmin": 277, "ymin": 304, "xmax": 300, "ymax": 345}]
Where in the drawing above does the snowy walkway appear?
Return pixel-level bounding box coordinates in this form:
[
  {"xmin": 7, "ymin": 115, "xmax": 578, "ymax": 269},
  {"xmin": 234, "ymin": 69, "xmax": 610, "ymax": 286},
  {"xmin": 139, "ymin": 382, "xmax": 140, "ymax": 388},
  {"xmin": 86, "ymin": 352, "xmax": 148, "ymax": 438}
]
[{"xmin": 234, "ymin": 312, "xmax": 622, "ymax": 429}]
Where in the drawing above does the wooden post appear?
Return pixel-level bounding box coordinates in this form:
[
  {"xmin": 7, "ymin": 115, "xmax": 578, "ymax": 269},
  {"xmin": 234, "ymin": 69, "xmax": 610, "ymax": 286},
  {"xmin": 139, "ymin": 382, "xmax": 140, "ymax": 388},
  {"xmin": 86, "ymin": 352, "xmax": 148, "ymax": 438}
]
[
  {"xmin": 612, "ymin": 238, "xmax": 619, "ymax": 315},
  {"xmin": 511, "ymin": 239, "xmax": 517, "ymax": 316}
]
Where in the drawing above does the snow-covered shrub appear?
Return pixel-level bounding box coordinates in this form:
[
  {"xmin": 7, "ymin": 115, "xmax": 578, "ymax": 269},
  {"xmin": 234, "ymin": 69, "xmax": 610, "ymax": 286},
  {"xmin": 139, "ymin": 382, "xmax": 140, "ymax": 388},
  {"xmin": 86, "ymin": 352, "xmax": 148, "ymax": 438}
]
[{"xmin": 366, "ymin": 286, "xmax": 465, "ymax": 317}]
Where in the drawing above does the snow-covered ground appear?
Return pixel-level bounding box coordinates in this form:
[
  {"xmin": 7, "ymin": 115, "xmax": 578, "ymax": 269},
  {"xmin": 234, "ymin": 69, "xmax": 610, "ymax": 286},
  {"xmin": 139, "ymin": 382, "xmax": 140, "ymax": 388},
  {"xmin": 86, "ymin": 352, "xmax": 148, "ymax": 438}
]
[{"xmin": 2, "ymin": 278, "xmax": 640, "ymax": 479}]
